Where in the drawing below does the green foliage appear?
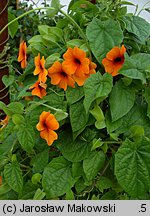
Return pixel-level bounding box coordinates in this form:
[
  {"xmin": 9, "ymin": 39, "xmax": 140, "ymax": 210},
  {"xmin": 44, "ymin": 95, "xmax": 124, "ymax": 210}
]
[
  {"xmin": 42, "ymin": 156, "xmax": 75, "ymax": 199},
  {"xmin": 17, "ymin": 124, "xmax": 35, "ymax": 152},
  {"xmin": 0, "ymin": 0, "xmax": 150, "ymax": 200},
  {"xmin": 109, "ymin": 80, "xmax": 135, "ymax": 121},
  {"xmin": 4, "ymin": 162, "xmax": 23, "ymax": 193},
  {"xmin": 115, "ymin": 137, "xmax": 150, "ymax": 198},
  {"xmin": 86, "ymin": 18, "xmax": 123, "ymax": 62},
  {"xmin": 84, "ymin": 73, "xmax": 113, "ymax": 113}
]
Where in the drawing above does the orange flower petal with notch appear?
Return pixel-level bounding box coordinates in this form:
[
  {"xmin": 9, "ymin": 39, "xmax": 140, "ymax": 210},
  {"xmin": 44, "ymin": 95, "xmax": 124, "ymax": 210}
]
[
  {"xmin": 72, "ymin": 74, "xmax": 87, "ymax": 86},
  {"xmin": 34, "ymin": 54, "xmax": 48, "ymax": 83},
  {"xmin": 62, "ymin": 47, "xmax": 90, "ymax": 77},
  {"xmin": 40, "ymin": 129, "xmax": 58, "ymax": 146},
  {"xmin": 30, "ymin": 81, "xmax": 47, "ymax": 99},
  {"xmin": 102, "ymin": 45, "xmax": 126, "ymax": 76},
  {"xmin": 45, "ymin": 113, "xmax": 59, "ymax": 131},
  {"xmin": 48, "ymin": 61, "xmax": 75, "ymax": 91},
  {"xmin": 18, "ymin": 41, "xmax": 27, "ymax": 69},
  {"xmin": 36, "ymin": 111, "xmax": 59, "ymax": 146}
]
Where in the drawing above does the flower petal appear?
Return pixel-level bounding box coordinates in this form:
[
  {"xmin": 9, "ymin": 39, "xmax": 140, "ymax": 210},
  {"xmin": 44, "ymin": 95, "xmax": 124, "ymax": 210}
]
[
  {"xmin": 40, "ymin": 129, "xmax": 58, "ymax": 146},
  {"xmin": 45, "ymin": 113, "xmax": 59, "ymax": 130},
  {"xmin": 36, "ymin": 111, "xmax": 50, "ymax": 131}
]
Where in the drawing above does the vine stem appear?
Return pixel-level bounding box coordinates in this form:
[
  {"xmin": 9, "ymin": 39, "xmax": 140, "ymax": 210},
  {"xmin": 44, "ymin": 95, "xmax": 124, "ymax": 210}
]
[
  {"xmin": 137, "ymin": 1, "xmax": 150, "ymax": 16},
  {"xmin": 28, "ymin": 101, "xmax": 61, "ymax": 112},
  {"xmin": 0, "ymin": 7, "xmax": 54, "ymax": 36},
  {"xmin": 59, "ymin": 9, "xmax": 92, "ymax": 59}
]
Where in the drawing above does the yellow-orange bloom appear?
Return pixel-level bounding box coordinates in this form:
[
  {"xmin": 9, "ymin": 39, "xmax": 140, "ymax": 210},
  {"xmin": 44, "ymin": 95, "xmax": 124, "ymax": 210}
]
[
  {"xmin": 34, "ymin": 53, "xmax": 48, "ymax": 83},
  {"xmin": 0, "ymin": 115, "xmax": 10, "ymax": 129},
  {"xmin": 30, "ymin": 81, "xmax": 47, "ymax": 99},
  {"xmin": 102, "ymin": 45, "xmax": 126, "ymax": 76},
  {"xmin": 18, "ymin": 41, "xmax": 27, "ymax": 69},
  {"xmin": 48, "ymin": 61, "xmax": 75, "ymax": 91},
  {"xmin": 36, "ymin": 111, "xmax": 59, "ymax": 146},
  {"xmin": 62, "ymin": 47, "xmax": 90, "ymax": 85}
]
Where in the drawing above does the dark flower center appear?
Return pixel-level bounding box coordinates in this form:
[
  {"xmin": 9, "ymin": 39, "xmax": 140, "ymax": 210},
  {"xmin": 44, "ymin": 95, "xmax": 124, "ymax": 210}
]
[
  {"xmin": 74, "ymin": 58, "xmax": 81, "ymax": 65},
  {"xmin": 61, "ymin": 71, "xmax": 67, "ymax": 77},
  {"xmin": 43, "ymin": 122, "xmax": 48, "ymax": 128},
  {"xmin": 114, "ymin": 57, "xmax": 122, "ymax": 63},
  {"xmin": 39, "ymin": 63, "xmax": 43, "ymax": 71}
]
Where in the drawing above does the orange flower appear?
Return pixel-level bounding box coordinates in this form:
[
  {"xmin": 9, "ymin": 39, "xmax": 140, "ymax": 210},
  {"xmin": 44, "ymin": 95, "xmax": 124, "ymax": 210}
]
[
  {"xmin": 18, "ymin": 41, "xmax": 27, "ymax": 69},
  {"xmin": 48, "ymin": 61, "xmax": 75, "ymax": 91},
  {"xmin": 89, "ymin": 60, "xmax": 97, "ymax": 75},
  {"xmin": 0, "ymin": 115, "xmax": 10, "ymax": 129},
  {"xmin": 102, "ymin": 45, "xmax": 126, "ymax": 76},
  {"xmin": 62, "ymin": 47, "xmax": 90, "ymax": 83},
  {"xmin": 72, "ymin": 59, "xmax": 97, "ymax": 86},
  {"xmin": 36, "ymin": 111, "xmax": 59, "ymax": 146},
  {"xmin": 30, "ymin": 81, "xmax": 47, "ymax": 99},
  {"xmin": 34, "ymin": 53, "xmax": 48, "ymax": 83}
]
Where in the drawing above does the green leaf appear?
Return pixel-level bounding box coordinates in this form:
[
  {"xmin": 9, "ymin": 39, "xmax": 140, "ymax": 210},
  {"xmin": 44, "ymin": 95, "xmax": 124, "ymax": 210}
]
[
  {"xmin": 33, "ymin": 188, "xmax": 46, "ymax": 200},
  {"xmin": 83, "ymin": 151, "xmax": 105, "ymax": 181},
  {"xmin": 56, "ymin": 130, "xmax": 91, "ymax": 162},
  {"xmin": 4, "ymin": 162, "xmax": 23, "ymax": 193},
  {"xmin": 51, "ymin": 0, "xmax": 61, "ymax": 9},
  {"xmin": 123, "ymin": 15, "xmax": 150, "ymax": 43},
  {"xmin": 12, "ymin": 114, "xmax": 25, "ymax": 125},
  {"xmin": 144, "ymin": 87, "xmax": 150, "ymax": 119},
  {"xmin": 121, "ymin": 1, "xmax": 135, "ymax": 6},
  {"xmin": 0, "ymin": 156, "xmax": 9, "ymax": 170},
  {"xmin": 42, "ymin": 34, "xmax": 59, "ymax": 47},
  {"xmin": 0, "ymin": 133, "xmax": 17, "ymax": 155},
  {"xmin": 29, "ymin": 43, "xmax": 48, "ymax": 56},
  {"xmin": 31, "ymin": 173, "xmax": 42, "ymax": 185},
  {"xmin": 48, "ymin": 27, "xmax": 63, "ymax": 41},
  {"xmin": 19, "ymin": 181, "xmax": 37, "ymax": 199},
  {"xmin": 75, "ymin": 178, "xmax": 87, "ymax": 193},
  {"xmin": 17, "ymin": 124, "xmax": 35, "ymax": 152},
  {"xmin": 84, "ymin": 73, "xmax": 113, "ymax": 113},
  {"xmin": 72, "ymin": 162, "xmax": 83, "ymax": 179},
  {"xmin": 31, "ymin": 149, "xmax": 49, "ymax": 173},
  {"xmin": 115, "ymin": 137, "xmax": 150, "ymax": 197},
  {"xmin": 109, "ymin": 80, "xmax": 135, "ymax": 121},
  {"xmin": 38, "ymin": 25, "xmax": 50, "ymax": 35},
  {"xmin": 45, "ymin": 53, "xmax": 61, "ymax": 68},
  {"xmin": 54, "ymin": 109, "xmax": 68, "ymax": 121},
  {"xmin": 96, "ymin": 176, "xmax": 113, "ymax": 192},
  {"xmin": 0, "ymin": 101, "xmax": 13, "ymax": 116},
  {"xmin": 66, "ymin": 85, "xmax": 84, "ymax": 105},
  {"xmin": 119, "ymin": 53, "xmax": 150, "ymax": 83},
  {"xmin": 42, "ymin": 156, "xmax": 75, "ymax": 199},
  {"xmin": 0, "ymin": 183, "xmax": 11, "ymax": 195},
  {"xmin": 90, "ymin": 104, "xmax": 106, "ymax": 129},
  {"xmin": 28, "ymin": 35, "xmax": 43, "ymax": 44},
  {"xmin": 8, "ymin": 12, "xmax": 18, "ymax": 39},
  {"xmin": 65, "ymin": 189, "xmax": 74, "ymax": 200},
  {"xmin": 66, "ymin": 39, "xmax": 85, "ymax": 48},
  {"xmin": 2, "ymin": 75, "xmax": 14, "ymax": 88},
  {"xmin": 7, "ymin": 102, "xmax": 24, "ymax": 114},
  {"xmin": 86, "ymin": 18, "xmax": 123, "ymax": 62},
  {"xmin": 70, "ymin": 99, "xmax": 89, "ymax": 132},
  {"xmin": 46, "ymin": 7, "xmax": 58, "ymax": 18},
  {"xmin": 106, "ymin": 103, "xmax": 150, "ymax": 138},
  {"xmin": 91, "ymin": 138, "xmax": 103, "ymax": 151}
]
